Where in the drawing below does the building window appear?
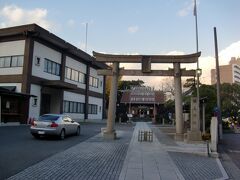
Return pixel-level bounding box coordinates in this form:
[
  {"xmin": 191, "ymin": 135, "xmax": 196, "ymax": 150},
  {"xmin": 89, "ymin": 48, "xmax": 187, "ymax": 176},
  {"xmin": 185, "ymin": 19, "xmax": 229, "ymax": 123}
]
[
  {"xmin": 11, "ymin": 56, "xmax": 18, "ymax": 67},
  {"xmin": 17, "ymin": 56, "xmax": 24, "ymax": 67},
  {"xmin": 4, "ymin": 57, "xmax": 11, "ymax": 67},
  {"xmin": 65, "ymin": 66, "xmax": 86, "ymax": 84},
  {"xmin": 0, "ymin": 55, "xmax": 23, "ymax": 68},
  {"xmin": 63, "ymin": 100, "xmax": 85, "ymax": 113},
  {"xmin": 88, "ymin": 104, "xmax": 98, "ymax": 114},
  {"xmin": 89, "ymin": 76, "xmax": 99, "ymax": 88},
  {"xmin": 44, "ymin": 58, "xmax": 61, "ymax": 76},
  {"xmin": 79, "ymin": 72, "xmax": 86, "ymax": 84}
]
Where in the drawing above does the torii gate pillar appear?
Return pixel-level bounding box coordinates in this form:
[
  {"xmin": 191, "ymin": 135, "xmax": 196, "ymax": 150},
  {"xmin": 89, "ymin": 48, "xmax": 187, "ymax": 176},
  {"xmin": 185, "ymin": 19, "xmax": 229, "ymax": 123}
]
[
  {"xmin": 174, "ymin": 63, "xmax": 184, "ymax": 141},
  {"xmin": 103, "ymin": 62, "xmax": 119, "ymax": 139}
]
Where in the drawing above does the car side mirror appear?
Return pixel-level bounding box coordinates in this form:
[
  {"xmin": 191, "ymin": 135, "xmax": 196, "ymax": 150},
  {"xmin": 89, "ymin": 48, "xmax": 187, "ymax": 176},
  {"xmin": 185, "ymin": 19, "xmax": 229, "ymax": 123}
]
[{"xmin": 71, "ymin": 120, "xmax": 74, "ymax": 123}]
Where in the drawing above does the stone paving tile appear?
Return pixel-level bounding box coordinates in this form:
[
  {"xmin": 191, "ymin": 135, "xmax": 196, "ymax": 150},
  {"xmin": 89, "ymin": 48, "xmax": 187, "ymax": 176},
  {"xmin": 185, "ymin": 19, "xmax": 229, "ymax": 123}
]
[
  {"xmin": 119, "ymin": 122, "xmax": 184, "ymax": 180},
  {"xmin": 169, "ymin": 152, "xmax": 224, "ymax": 180},
  {"xmin": 8, "ymin": 131, "xmax": 132, "ymax": 180},
  {"xmin": 150, "ymin": 126, "xmax": 178, "ymax": 146}
]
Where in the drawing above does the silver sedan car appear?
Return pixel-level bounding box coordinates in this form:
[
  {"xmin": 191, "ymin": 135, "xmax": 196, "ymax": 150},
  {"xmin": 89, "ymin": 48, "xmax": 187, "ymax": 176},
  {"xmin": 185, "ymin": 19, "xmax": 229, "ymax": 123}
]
[{"xmin": 30, "ymin": 114, "xmax": 81, "ymax": 140}]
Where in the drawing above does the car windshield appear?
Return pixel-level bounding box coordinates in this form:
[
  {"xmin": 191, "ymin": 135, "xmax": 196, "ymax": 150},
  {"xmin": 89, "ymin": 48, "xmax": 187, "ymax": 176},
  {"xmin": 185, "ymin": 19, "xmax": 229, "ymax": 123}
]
[{"xmin": 38, "ymin": 115, "xmax": 60, "ymax": 121}]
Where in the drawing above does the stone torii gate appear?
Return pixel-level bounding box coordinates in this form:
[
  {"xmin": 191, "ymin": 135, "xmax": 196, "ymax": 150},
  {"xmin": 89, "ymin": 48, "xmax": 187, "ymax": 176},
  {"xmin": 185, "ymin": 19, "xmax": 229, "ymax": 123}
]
[{"xmin": 93, "ymin": 51, "xmax": 201, "ymax": 141}]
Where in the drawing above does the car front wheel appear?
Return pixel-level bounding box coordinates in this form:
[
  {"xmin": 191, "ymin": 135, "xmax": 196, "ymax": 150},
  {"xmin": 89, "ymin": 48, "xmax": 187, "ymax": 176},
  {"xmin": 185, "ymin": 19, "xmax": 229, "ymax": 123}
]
[
  {"xmin": 60, "ymin": 129, "xmax": 65, "ymax": 140},
  {"xmin": 76, "ymin": 126, "xmax": 80, "ymax": 136},
  {"xmin": 32, "ymin": 134, "xmax": 40, "ymax": 139}
]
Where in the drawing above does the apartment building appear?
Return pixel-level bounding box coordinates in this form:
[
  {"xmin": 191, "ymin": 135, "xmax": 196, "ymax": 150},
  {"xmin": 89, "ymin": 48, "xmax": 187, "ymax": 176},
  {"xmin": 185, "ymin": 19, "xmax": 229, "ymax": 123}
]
[
  {"xmin": 211, "ymin": 57, "xmax": 240, "ymax": 84},
  {"xmin": 0, "ymin": 24, "xmax": 107, "ymax": 124}
]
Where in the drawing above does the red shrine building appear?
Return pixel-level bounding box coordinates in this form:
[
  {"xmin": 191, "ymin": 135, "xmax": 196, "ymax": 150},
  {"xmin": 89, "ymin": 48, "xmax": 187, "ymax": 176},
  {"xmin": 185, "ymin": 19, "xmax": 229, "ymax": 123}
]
[{"xmin": 120, "ymin": 87, "xmax": 165, "ymax": 121}]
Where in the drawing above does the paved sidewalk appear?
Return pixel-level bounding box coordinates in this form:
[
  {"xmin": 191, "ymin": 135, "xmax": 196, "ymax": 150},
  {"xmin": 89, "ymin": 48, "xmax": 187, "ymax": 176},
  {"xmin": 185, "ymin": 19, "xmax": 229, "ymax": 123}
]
[
  {"xmin": 119, "ymin": 122, "xmax": 184, "ymax": 180},
  {"xmin": 120, "ymin": 122, "xmax": 228, "ymax": 180}
]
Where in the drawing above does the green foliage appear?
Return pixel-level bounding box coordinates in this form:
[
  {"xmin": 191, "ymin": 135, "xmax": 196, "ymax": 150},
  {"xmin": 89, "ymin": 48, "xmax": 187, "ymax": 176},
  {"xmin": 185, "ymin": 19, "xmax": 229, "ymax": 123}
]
[
  {"xmin": 183, "ymin": 78, "xmax": 196, "ymax": 88},
  {"xmin": 199, "ymin": 85, "xmax": 217, "ymax": 128},
  {"xmin": 221, "ymin": 83, "xmax": 240, "ymax": 120},
  {"xmin": 183, "ymin": 83, "xmax": 240, "ymax": 130},
  {"xmin": 118, "ymin": 79, "xmax": 144, "ymax": 90}
]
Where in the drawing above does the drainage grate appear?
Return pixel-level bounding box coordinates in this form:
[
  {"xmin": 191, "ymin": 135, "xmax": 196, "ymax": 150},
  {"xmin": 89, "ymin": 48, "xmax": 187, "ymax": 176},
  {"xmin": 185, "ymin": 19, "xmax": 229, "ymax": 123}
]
[{"xmin": 138, "ymin": 130, "xmax": 153, "ymax": 142}]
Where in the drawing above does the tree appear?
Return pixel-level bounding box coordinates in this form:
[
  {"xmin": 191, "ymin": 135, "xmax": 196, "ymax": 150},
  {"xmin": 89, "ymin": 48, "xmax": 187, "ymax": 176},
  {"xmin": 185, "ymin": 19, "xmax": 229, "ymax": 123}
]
[
  {"xmin": 183, "ymin": 84, "xmax": 216, "ymax": 131},
  {"xmin": 221, "ymin": 83, "xmax": 240, "ymax": 121},
  {"xmin": 183, "ymin": 77, "xmax": 196, "ymax": 88},
  {"xmin": 118, "ymin": 79, "xmax": 144, "ymax": 90},
  {"xmin": 161, "ymin": 77, "xmax": 175, "ymax": 96}
]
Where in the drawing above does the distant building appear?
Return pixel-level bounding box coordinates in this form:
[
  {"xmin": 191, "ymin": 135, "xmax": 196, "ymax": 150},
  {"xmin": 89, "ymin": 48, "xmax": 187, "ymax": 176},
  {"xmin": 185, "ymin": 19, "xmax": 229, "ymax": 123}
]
[
  {"xmin": 211, "ymin": 57, "xmax": 240, "ymax": 84},
  {"xmin": 120, "ymin": 86, "xmax": 165, "ymax": 121},
  {"xmin": 0, "ymin": 24, "xmax": 107, "ymax": 124}
]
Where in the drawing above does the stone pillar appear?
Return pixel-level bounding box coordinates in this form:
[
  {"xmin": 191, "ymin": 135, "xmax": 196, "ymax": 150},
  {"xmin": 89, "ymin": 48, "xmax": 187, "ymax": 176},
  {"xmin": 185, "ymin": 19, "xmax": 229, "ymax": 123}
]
[
  {"xmin": 174, "ymin": 63, "xmax": 184, "ymax": 141},
  {"xmin": 128, "ymin": 103, "xmax": 131, "ymax": 114},
  {"xmin": 185, "ymin": 97, "xmax": 202, "ymax": 142},
  {"xmin": 103, "ymin": 62, "xmax": 119, "ymax": 139},
  {"xmin": 153, "ymin": 103, "xmax": 156, "ymax": 124},
  {"xmin": 210, "ymin": 117, "xmax": 218, "ymax": 155},
  {"xmin": 202, "ymin": 103, "xmax": 206, "ymax": 134}
]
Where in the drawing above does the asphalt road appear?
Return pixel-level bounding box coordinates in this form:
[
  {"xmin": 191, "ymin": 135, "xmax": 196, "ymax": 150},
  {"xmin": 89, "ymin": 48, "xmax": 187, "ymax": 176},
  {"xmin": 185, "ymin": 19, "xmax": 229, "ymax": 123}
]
[
  {"xmin": 0, "ymin": 123, "xmax": 105, "ymax": 180},
  {"xmin": 220, "ymin": 133, "xmax": 240, "ymax": 169}
]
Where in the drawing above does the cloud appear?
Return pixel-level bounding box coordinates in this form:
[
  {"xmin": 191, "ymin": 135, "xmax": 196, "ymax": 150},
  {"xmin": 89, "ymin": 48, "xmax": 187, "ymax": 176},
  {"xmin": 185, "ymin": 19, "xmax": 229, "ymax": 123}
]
[
  {"xmin": 166, "ymin": 51, "xmax": 185, "ymax": 55},
  {"xmin": 79, "ymin": 42, "xmax": 86, "ymax": 50},
  {"xmin": 0, "ymin": 5, "xmax": 53, "ymax": 30},
  {"xmin": 128, "ymin": 25, "xmax": 139, "ymax": 33},
  {"xmin": 219, "ymin": 41, "xmax": 240, "ymax": 65},
  {"xmin": 67, "ymin": 19, "xmax": 75, "ymax": 27},
  {"xmin": 178, "ymin": 0, "xmax": 199, "ymax": 17}
]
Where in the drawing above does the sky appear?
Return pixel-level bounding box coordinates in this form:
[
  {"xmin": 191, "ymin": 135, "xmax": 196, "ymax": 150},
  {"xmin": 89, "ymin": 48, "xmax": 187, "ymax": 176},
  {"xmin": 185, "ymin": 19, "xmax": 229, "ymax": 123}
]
[{"xmin": 0, "ymin": 0, "xmax": 240, "ymax": 88}]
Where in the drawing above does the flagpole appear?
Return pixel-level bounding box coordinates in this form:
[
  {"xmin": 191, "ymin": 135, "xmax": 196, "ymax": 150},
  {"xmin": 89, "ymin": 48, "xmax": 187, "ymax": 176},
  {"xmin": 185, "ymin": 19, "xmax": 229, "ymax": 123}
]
[
  {"xmin": 194, "ymin": 0, "xmax": 201, "ymax": 132},
  {"xmin": 194, "ymin": 0, "xmax": 199, "ymax": 53},
  {"xmin": 85, "ymin": 22, "xmax": 88, "ymax": 53}
]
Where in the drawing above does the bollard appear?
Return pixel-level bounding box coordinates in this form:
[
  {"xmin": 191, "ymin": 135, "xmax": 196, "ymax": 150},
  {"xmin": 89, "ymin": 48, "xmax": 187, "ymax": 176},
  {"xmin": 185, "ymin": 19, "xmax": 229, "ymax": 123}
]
[{"xmin": 207, "ymin": 140, "xmax": 210, "ymax": 157}]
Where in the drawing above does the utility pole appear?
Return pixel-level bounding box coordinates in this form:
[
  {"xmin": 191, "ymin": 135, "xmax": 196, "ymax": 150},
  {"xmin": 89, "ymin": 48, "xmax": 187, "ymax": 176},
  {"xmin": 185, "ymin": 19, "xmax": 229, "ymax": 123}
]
[{"xmin": 214, "ymin": 27, "xmax": 222, "ymax": 140}]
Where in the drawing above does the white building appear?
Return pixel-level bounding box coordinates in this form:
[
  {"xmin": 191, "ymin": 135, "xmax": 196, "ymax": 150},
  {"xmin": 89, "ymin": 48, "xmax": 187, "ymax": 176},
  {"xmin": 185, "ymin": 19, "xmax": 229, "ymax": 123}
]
[{"xmin": 0, "ymin": 24, "xmax": 107, "ymax": 124}]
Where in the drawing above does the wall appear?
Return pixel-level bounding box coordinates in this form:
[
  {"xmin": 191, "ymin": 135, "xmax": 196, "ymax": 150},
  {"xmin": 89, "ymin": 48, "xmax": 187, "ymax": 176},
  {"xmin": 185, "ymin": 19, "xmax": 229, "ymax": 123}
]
[
  {"xmin": 88, "ymin": 96, "xmax": 103, "ymax": 120},
  {"xmin": 32, "ymin": 41, "xmax": 61, "ymax": 80},
  {"xmin": 63, "ymin": 91, "xmax": 85, "ymax": 120},
  {"xmin": 0, "ymin": 40, "xmax": 25, "ymax": 75},
  {"xmin": 89, "ymin": 67, "xmax": 104, "ymax": 93},
  {"xmin": 0, "ymin": 40, "xmax": 25, "ymax": 56},
  {"xmin": 211, "ymin": 65, "xmax": 233, "ymax": 84},
  {"xmin": 65, "ymin": 56, "xmax": 86, "ymax": 89},
  {"xmin": 29, "ymin": 84, "xmax": 41, "ymax": 119}
]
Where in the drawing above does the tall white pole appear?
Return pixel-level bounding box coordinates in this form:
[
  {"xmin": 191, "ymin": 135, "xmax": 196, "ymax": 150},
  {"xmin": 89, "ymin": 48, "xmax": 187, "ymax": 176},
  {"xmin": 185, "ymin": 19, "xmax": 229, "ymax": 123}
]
[
  {"xmin": 85, "ymin": 23, "xmax": 88, "ymax": 53},
  {"xmin": 194, "ymin": 0, "xmax": 201, "ymax": 132}
]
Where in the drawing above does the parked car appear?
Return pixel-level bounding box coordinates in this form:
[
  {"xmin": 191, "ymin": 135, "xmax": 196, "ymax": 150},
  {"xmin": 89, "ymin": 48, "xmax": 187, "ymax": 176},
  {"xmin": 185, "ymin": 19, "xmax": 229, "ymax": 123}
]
[{"xmin": 30, "ymin": 114, "xmax": 81, "ymax": 140}]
